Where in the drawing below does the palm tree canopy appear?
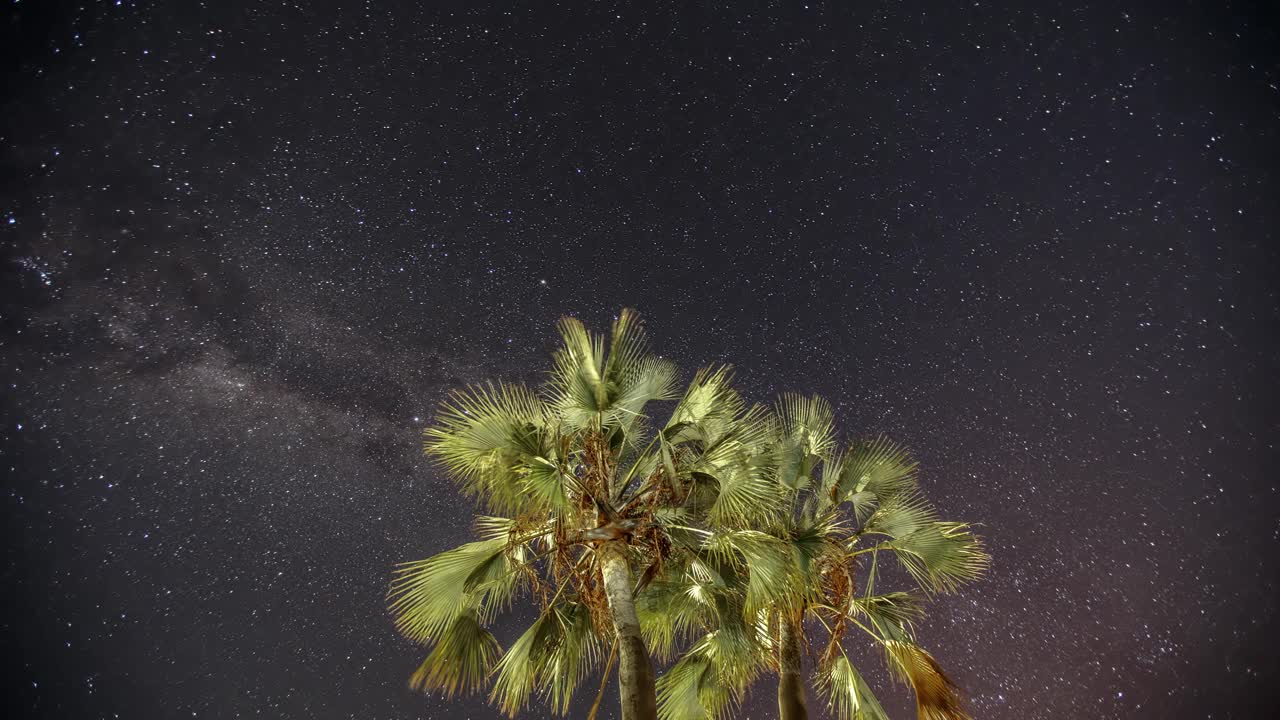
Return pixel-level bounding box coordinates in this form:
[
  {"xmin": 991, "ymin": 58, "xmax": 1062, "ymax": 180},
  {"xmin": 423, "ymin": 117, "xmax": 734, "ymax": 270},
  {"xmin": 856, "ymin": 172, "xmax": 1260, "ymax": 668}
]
[
  {"xmin": 388, "ymin": 309, "xmax": 781, "ymax": 717},
  {"xmin": 653, "ymin": 393, "xmax": 990, "ymax": 720},
  {"xmin": 388, "ymin": 310, "xmax": 987, "ymax": 720}
]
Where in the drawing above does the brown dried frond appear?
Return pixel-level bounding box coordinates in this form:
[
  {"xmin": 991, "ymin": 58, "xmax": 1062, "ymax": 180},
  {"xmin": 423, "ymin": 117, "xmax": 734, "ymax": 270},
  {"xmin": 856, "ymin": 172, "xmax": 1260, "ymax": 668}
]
[
  {"xmin": 551, "ymin": 539, "xmax": 575, "ymax": 590},
  {"xmin": 817, "ymin": 618, "xmax": 845, "ymax": 674},
  {"xmin": 576, "ymin": 563, "xmax": 613, "ymax": 636},
  {"xmin": 886, "ymin": 642, "xmax": 973, "ymax": 720},
  {"xmin": 579, "ymin": 431, "xmax": 616, "ymax": 503},
  {"xmin": 651, "ymin": 464, "xmax": 677, "ymax": 507},
  {"xmin": 509, "ymin": 511, "xmax": 543, "ymax": 535},
  {"xmin": 818, "ymin": 547, "xmax": 856, "ymax": 611},
  {"xmin": 528, "ymin": 566, "xmax": 552, "ymax": 611}
]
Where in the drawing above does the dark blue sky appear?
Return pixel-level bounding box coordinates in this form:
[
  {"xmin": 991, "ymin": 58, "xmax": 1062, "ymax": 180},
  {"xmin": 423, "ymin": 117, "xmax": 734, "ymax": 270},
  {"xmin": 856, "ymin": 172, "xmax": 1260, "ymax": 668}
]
[{"xmin": 2, "ymin": 1, "xmax": 1276, "ymax": 718}]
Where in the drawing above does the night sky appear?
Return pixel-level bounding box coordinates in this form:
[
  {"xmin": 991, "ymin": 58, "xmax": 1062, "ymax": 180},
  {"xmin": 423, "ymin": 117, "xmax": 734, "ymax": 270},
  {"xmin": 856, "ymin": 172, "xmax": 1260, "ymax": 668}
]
[{"xmin": 2, "ymin": 1, "xmax": 1277, "ymax": 719}]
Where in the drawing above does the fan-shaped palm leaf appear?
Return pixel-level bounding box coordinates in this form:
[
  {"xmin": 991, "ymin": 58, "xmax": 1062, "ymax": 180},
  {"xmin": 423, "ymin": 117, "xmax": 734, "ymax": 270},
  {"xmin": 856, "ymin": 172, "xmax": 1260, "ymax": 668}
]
[{"xmin": 408, "ymin": 609, "xmax": 502, "ymax": 696}]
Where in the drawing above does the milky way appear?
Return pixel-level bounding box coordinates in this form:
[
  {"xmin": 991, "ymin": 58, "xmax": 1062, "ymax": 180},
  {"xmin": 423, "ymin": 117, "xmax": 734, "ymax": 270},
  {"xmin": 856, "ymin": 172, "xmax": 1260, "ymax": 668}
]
[{"xmin": 2, "ymin": 2, "xmax": 1277, "ymax": 718}]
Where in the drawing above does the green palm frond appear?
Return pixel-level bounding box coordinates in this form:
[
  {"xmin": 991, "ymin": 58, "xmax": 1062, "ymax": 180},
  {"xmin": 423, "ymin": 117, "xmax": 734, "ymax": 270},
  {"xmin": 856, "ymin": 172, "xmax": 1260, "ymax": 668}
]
[
  {"xmin": 424, "ymin": 382, "xmax": 562, "ymax": 514},
  {"xmin": 657, "ymin": 397, "xmax": 778, "ymax": 528},
  {"xmin": 665, "ymin": 366, "xmax": 744, "ymax": 439},
  {"xmin": 636, "ymin": 575, "xmax": 709, "ymax": 662},
  {"xmin": 489, "ymin": 607, "xmax": 559, "ymax": 716},
  {"xmin": 702, "ymin": 529, "xmax": 795, "ymax": 614},
  {"xmin": 546, "ymin": 309, "xmax": 678, "ymax": 436},
  {"xmin": 776, "ymin": 393, "xmax": 836, "ymax": 455},
  {"xmin": 472, "ymin": 515, "xmax": 516, "ymax": 541},
  {"xmin": 407, "ymin": 609, "xmax": 501, "ymax": 697},
  {"xmin": 850, "ymin": 591, "xmax": 926, "ymax": 628},
  {"xmin": 655, "ymin": 635, "xmax": 747, "ymax": 720},
  {"xmin": 602, "ymin": 308, "xmax": 650, "ymax": 386},
  {"xmin": 816, "ymin": 649, "xmax": 891, "ymax": 720},
  {"xmin": 886, "ymin": 522, "xmax": 989, "ymax": 593},
  {"xmin": 828, "ymin": 437, "xmax": 919, "ymax": 509},
  {"xmin": 788, "ymin": 520, "xmax": 838, "ymax": 577},
  {"xmin": 389, "ymin": 538, "xmax": 517, "ymax": 643},
  {"xmin": 775, "ymin": 439, "xmax": 810, "ymax": 491},
  {"xmin": 861, "ymin": 494, "xmax": 937, "ymax": 540},
  {"xmin": 704, "ymin": 464, "xmax": 781, "ymax": 528},
  {"xmin": 775, "ymin": 393, "xmax": 835, "ymax": 490},
  {"xmin": 542, "ymin": 602, "xmax": 604, "ymax": 715},
  {"xmin": 547, "ymin": 315, "xmax": 608, "ymax": 428},
  {"xmin": 605, "ymin": 356, "xmax": 680, "ymax": 439},
  {"xmin": 656, "ymin": 652, "xmax": 718, "ymax": 720},
  {"xmin": 489, "ymin": 602, "xmax": 604, "ymax": 717},
  {"xmin": 700, "ymin": 617, "xmax": 765, "ymax": 696}
]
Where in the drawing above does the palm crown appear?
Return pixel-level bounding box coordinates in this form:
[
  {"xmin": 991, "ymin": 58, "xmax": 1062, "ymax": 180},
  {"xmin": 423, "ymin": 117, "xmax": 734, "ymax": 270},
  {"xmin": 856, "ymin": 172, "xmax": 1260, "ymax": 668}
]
[
  {"xmin": 389, "ymin": 309, "xmax": 782, "ymax": 719},
  {"xmin": 653, "ymin": 394, "xmax": 989, "ymax": 720}
]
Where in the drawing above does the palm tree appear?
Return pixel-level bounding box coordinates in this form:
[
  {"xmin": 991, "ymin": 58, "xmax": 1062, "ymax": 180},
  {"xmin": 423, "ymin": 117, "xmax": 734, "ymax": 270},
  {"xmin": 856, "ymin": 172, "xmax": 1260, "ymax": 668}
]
[
  {"xmin": 387, "ymin": 310, "xmax": 778, "ymax": 720},
  {"xmin": 655, "ymin": 394, "xmax": 990, "ymax": 720}
]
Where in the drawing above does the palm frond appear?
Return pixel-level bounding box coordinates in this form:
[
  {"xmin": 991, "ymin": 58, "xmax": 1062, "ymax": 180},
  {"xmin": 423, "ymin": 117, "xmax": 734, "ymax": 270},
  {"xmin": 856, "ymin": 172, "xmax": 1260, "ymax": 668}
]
[
  {"xmin": 489, "ymin": 607, "xmax": 559, "ymax": 716},
  {"xmin": 704, "ymin": 463, "xmax": 781, "ymax": 528},
  {"xmin": 665, "ymin": 366, "xmax": 743, "ymax": 439},
  {"xmin": 694, "ymin": 429, "xmax": 777, "ymax": 524},
  {"xmin": 850, "ymin": 591, "xmax": 926, "ymax": 628},
  {"xmin": 882, "ymin": 641, "xmax": 972, "ymax": 720},
  {"xmin": 472, "ymin": 515, "xmax": 517, "ymax": 541},
  {"xmin": 487, "ymin": 601, "xmax": 603, "ymax": 717},
  {"xmin": 388, "ymin": 538, "xmax": 515, "ymax": 643},
  {"xmin": 789, "ymin": 520, "xmax": 837, "ymax": 577},
  {"xmin": 830, "ymin": 437, "xmax": 919, "ymax": 508},
  {"xmin": 816, "ymin": 649, "xmax": 891, "ymax": 720},
  {"xmin": 636, "ymin": 575, "xmax": 709, "ymax": 662},
  {"xmin": 605, "ymin": 356, "xmax": 680, "ymax": 438},
  {"xmin": 546, "ymin": 316, "xmax": 608, "ymax": 429},
  {"xmin": 702, "ymin": 530, "xmax": 795, "ymax": 614},
  {"xmin": 776, "ymin": 393, "xmax": 836, "ymax": 454},
  {"xmin": 656, "ymin": 652, "xmax": 717, "ymax": 720},
  {"xmin": 886, "ymin": 522, "xmax": 989, "ymax": 593},
  {"xmin": 861, "ymin": 494, "xmax": 937, "ymax": 540},
  {"xmin": 656, "ymin": 638, "xmax": 744, "ymax": 720},
  {"xmin": 602, "ymin": 308, "xmax": 650, "ymax": 387},
  {"xmin": 775, "ymin": 394, "xmax": 836, "ymax": 490},
  {"xmin": 424, "ymin": 382, "xmax": 561, "ymax": 514},
  {"xmin": 700, "ymin": 613, "xmax": 766, "ymax": 696},
  {"xmin": 542, "ymin": 602, "xmax": 604, "ymax": 715},
  {"xmin": 407, "ymin": 609, "xmax": 501, "ymax": 697}
]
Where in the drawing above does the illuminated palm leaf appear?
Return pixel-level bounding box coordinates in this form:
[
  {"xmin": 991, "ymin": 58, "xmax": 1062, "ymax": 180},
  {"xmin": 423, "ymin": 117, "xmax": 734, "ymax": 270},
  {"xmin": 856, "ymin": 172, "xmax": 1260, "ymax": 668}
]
[
  {"xmin": 882, "ymin": 640, "xmax": 972, "ymax": 720},
  {"xmin": 407, "ymin": 609, "xmax": 501, "ymax": 697},
  {"xmin": 885, "ymin": 521, "xmax": 989, "ymax": 594},
  {"xmin": 542, "ymin": 602, "xmax": 605, "ymax": 715},
  {"xmin": 636, "ymin": 575, "xmax": 708, "ymax": 662},
  {"xmin": 850, "ymin": 591, "xmax": 926, "ymax": 628},
  {"xmin": 664, "ymin": 393, "xmax": 987, "ymax": 720},
  {"xmin": 775, "ymin": 393, "xmax": 836, "ymax": 490},
  {"xmin": 816, "ymin": 650, "xmax": 890, "ymax": 720},
  {"xmin": 852, "ymin": 437, "xmax": 919, "ymax": 495},
  {"xmin": 665, "ymin": 366, "xmax": 744, "ymax": 440},
  {"xmin": 861, "ymin": 494, "xmax": 937, "ymax": 540},
  {"xmin": 657, "ymin": 652, "xmax": 719, "ymax": 720},
  {"xmin": 423, "ymin": 382, "xmax": 561, "ymax": 514},
  {"xmin": 488, "ymin": 606, "xmax": 560, "ymax": 716},
  {"xmin": 388, "ymin": 538, "xmax": 517, "ymax": 643}
]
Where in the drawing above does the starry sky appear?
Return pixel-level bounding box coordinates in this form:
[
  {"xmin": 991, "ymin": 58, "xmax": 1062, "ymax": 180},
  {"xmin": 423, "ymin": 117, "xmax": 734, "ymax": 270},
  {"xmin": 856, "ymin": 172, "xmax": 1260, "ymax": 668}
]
[{"xmin": 1, "ymin": 1, "xmax": 1277, "ymax": 718}]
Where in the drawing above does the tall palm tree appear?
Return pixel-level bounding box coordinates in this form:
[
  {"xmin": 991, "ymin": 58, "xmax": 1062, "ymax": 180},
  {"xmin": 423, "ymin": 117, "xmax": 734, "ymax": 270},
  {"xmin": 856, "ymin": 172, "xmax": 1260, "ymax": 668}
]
[
  {"xmin": 655, "ymin": 394, "xmax": 990, "ymax": 720},
  {"xmin": 387, "ymin": 310, "xmax": 777, "ymax": 720}
]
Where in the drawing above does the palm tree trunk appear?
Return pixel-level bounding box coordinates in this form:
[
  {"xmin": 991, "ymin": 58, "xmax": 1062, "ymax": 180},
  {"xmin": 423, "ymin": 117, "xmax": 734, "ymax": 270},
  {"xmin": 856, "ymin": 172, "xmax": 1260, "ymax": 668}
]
[
  {"xmin": 778, "ymin": 611, "xmax": 809, "ymax": 720},
  {"xmin": 598, "ymin": 541, "xmax": 658, "ymax": 720}
]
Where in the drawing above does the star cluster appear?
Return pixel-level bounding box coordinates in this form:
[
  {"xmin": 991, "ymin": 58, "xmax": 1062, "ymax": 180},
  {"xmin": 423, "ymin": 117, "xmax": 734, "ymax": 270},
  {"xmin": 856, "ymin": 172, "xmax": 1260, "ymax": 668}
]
[{"xmin": 2, "ymin": 2, "xmax": 1277, "ymax": 718}]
